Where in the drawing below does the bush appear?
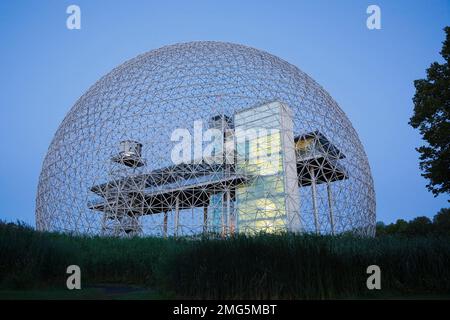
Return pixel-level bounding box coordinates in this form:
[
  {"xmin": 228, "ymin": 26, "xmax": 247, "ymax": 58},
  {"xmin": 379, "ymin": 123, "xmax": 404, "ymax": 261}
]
[
  {"xmin": 161, "ymin": 233, "xmax": 450, "ymax": 299},
  {"xmin": 1, "ymin": 221, "xmax": 449, "ymax": 298},
  {"xmin": 376, "ymin": 208, "xmax": 450, "ymax": 237}
]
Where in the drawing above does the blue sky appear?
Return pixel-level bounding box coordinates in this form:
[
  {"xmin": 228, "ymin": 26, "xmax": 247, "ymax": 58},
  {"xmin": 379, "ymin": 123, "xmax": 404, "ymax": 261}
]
[{"xmin": 0, "ymin": 0, "xmax": 448, "ymax": 225}]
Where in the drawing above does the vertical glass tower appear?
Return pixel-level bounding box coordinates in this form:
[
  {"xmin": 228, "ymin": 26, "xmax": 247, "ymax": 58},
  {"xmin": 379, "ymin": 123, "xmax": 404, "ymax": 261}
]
[
  {"xmin": 234, "ymin": 101, "xmax": 300, "ymax": 233},
  {"xmin": 37, "ymin": 42, "xmax": 375, "ymax": 237}
]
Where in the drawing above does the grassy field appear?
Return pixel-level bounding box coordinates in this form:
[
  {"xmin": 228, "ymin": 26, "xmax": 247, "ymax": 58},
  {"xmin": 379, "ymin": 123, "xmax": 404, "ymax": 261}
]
[
  {"xmin": 0, "ymin": 285, "xmax": 169, "ymax": 300},
  {"xmin": 1, "ymin": 222, "xmax": 449, "ymax": 299}
]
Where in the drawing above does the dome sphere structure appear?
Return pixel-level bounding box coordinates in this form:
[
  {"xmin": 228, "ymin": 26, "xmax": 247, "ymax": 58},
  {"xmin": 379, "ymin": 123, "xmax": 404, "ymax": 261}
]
[{"xmin": 36, "ymin": 41, "xmax": 375, "ymax": 237}]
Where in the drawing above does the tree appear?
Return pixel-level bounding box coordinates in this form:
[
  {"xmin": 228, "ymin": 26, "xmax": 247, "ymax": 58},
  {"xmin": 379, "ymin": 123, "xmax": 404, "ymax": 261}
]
[
  {"xmin": 433, "ymin": 208, "xmax": 450, "ymax": 234},
  {"xmin": 406, "ymin": 216, "xmax": 433, "ymax": 236},
  {"xmin": 409, "ymin": 26, "xmax": 450, "ymax": 197},
  {"xmin": 375, "ymin": 208, "xmax": 450, "ymax": 237},
  {"xmin": 375, "ymin": 221, "xmax": 386, "ymax": 236},
  {"xmin": 385, "ymin": 219, "xmax": 409, "ymax": 235}
]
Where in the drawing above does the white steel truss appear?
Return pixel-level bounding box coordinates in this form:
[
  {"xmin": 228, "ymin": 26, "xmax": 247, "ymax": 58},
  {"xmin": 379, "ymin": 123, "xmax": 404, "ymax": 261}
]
[{"xmin": 36, "ymin": 41, "xmax": 376, "ymax": 237}]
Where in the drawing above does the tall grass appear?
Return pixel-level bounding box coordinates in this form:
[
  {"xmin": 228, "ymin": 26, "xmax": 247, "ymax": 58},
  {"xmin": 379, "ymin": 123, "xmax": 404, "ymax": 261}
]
[
  {"xmin": 0, "ymin": 221, "xmax": 183, "ymax": 289},
  {"xmin": 160, "ymin": 233, "xmax": 450, "ymax": 298},
  {"xmin": 1, "ymin": 221, "xmax": 449, "ymax": 298}
]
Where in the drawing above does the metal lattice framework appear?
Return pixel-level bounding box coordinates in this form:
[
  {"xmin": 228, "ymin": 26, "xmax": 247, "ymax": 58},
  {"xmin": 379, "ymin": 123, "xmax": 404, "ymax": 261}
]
[{"xmin": 36, "ymin": 41, "xmax": 376, "ymax": 237}]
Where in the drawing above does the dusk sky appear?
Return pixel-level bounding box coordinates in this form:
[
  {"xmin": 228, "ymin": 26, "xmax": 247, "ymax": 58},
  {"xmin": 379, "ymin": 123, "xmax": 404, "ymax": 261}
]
[{"xmin": 0, "ymin": 0, "xmax": 449, "ymax": 225}]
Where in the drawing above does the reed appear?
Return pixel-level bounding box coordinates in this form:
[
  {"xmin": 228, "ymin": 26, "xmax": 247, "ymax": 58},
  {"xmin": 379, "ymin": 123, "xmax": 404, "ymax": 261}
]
[{"xmin": 1, "ymin": 221, "xmax": 449, "ymax": 298}]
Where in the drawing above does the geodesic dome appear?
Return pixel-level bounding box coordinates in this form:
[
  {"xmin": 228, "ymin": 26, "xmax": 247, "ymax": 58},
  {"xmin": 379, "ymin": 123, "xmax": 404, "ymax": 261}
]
[{"xmin": 36, "ymin": 41, "xmax": 375, "ymax": 237}]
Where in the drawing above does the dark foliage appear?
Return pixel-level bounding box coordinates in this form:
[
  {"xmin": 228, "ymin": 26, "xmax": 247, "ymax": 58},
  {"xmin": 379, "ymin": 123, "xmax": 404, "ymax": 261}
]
[
  {"xmin": 410, "ymin": 26, "xmax": 450, "ymax": 197},
  {"xmin": 376, "ymin": 208, "xmax": 450, "ymax": 237},
  {"xmin": 1, "ymin": 221, "xmax": 450, "ymax": 299}
]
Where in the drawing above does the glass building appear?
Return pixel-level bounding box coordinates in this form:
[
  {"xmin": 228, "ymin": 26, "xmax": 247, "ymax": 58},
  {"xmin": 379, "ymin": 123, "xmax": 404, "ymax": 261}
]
[
  {"xmin": 36, "ymin": 41, "xmax": 376, "ymax": 237},
  {"xmin": 234, "ymin": 101, "xmax": 300, "ymax": 233}
]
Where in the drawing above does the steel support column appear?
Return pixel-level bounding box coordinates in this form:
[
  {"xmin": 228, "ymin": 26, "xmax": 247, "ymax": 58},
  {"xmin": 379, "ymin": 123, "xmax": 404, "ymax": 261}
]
[
  {"xmin": 203, "ymin": 206, "xmax": 208, "ymax": 234},
  {"xmin": 174, "ymin": 196, "xmax": 179, "ymax": 237},
  {"xmin": 311, "ymin": 168, "xmax": 319, "ymax": 234},
  {"xmin": 163, "ymin": 211, "xmax": 168, "ymax": 237},
  {"xmin": 327, "ymin": 182, "xmax": 335, "ymax": 235}
]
